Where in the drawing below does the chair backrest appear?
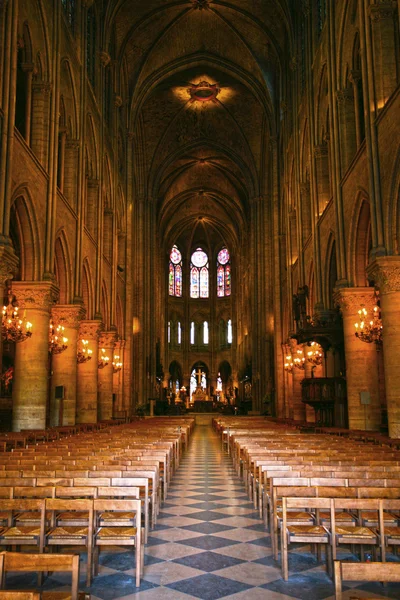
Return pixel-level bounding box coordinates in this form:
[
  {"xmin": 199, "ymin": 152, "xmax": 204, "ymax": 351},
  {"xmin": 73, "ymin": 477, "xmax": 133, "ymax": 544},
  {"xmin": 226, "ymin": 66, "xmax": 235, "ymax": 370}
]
[
  {"xmin": 97, "ymin": 486, "xmax": 140, "ymax": 499},
  {"xmin": 334, "ymin": 560, "xmax": 400, "ymax": 600},
  {"xmin": 0, "ymin": 592, "xmax": 40, "ymax": 600},
  {"xmin": 1, "ymin": 552, "xmax": 79, "ymax": 600}
]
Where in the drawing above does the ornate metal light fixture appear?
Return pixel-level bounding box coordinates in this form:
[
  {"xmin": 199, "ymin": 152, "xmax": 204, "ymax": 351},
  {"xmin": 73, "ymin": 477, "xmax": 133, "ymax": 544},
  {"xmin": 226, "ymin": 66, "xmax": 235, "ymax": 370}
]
[
  {"xmin": 2, "ymin": 290, "xmax": 32, "ymax": 343},
  {"xmin": 293, "ymin": 349, "xmax": 306, "ymax": 370},
  {"xmin": 354, "ymin": 303, "xmax": 383, "ymax": 345},
  {"xmin": 77, "ymin": 339, "xmax": 92, "ymax": 364},
  {"xmin": 284, "ymin": 355, "xmax": 294, "ymax": 374},
  {"xmin": 98, "ymin": 348, "xmax": 109, "ymax": 369},
  {"xmin": 48, "ymin": 320, "xmax": 68, "ymax": 355},
  {"xmin": 113, "ymin": 355, "xmax": 122, "ymax": 373},
  {"xmin": 306, "ymin": 342, "xmax": 323, "ymax": 366}
]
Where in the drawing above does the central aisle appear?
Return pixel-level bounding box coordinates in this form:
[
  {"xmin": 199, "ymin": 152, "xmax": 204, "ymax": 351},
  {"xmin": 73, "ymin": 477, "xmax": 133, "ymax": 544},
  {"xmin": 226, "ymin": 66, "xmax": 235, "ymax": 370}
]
[{"xmin": 90, "ymin": 424, "xmax": 341, "ymax": 599}]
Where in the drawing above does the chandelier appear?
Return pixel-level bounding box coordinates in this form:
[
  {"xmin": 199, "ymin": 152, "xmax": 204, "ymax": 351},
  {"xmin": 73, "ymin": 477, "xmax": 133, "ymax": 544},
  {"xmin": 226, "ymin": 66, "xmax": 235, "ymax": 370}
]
[
  {"xmin": 284, "ymin": 354, "xmax": 294, "ymax": 374},
  {"xmin": 2, "ymin": 290, "xmax": 33, "ymax": 343},
  {"xmin": 293, "ymin": 349, "xmax": 306, "ymax": 370},
  {"xmin": 49, "ymin": 320, "xmax": 68, "ymax": 355},
  {"xmin": 306, "ymin": 342, "xmax": 323, "ymax": 366},
  {"xmin": 113, "ymin": 355, "xmax": 122, "ymax": 373},
  {"xmin": 98, "ymin": 348, "xmax": 109, "ymax": 369},
  {"xmin": 77, "ymin": 339, "xmax": 92, "ymax": 363},
  {"xmin": 354, "ymin": 303, "xmax": 383, "ymax": 345}
]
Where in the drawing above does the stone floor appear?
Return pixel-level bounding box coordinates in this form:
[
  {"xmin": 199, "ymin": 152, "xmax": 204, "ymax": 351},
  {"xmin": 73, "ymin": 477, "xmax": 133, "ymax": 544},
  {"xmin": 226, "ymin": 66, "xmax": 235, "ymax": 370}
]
[{"xmin": 5, "ymin": 424, "xmax": 400, "ymax": 599}]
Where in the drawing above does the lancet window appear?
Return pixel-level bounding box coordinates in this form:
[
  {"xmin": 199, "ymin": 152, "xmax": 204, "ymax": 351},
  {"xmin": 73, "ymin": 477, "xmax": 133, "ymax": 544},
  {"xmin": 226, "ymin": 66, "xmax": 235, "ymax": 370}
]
[
  {"xmin": 169, "ymin": 245, "xmax": 183, "ymax": 297},
  {"xmin": 217, "ymin": 247, "xmax": 231, "ymax": 297}
]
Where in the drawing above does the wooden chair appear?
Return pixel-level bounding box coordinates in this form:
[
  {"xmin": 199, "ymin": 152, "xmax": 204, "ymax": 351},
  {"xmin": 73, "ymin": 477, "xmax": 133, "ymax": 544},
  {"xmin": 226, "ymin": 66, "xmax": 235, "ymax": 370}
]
[
  {"xmin": 334, "ymin": 560, "xmax": 400, "ymax": 600},
  {"xmin": 0, "ymin": 551, "xmax": 80, "ymax": 600},
  {"xmin": 281, "ymin": 497, "xmax": 332, "ymax": 581},
  {"xmin": 0, "ymin": 593, "xmax": 40, "ymax": 600},
  {"xmin": 0, "ymin": 499, "xmax": 46, "ymax": 553},
  {"xmin": 93, "ymin": 498, "xmax": 143, "ymax": 587},
  {"xmin": 45, "ymin": 498, "xmax": 93, "ymax": 587}
]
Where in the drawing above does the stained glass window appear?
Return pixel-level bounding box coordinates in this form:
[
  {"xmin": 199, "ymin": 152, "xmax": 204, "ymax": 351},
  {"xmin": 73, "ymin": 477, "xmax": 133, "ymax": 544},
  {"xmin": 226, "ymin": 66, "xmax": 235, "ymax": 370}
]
[
  {"xmin": 203, "ymin": 321, "xmax": 209, "ymax": 344},
  {"xmin": 62, "ymin": 0, "xmax": 75, "ymax": 31},
  {"xmin": 177, "ymin": 322, "xmax": 181, "ymax": 345},
  {"xmin": 190, "ymin": 248, "xmax": 209, "ymax": 298},
  {"xmin": 190, "ymin": 322, "xmax": 195, "ymax": 345},
  {"xmin": 168, "ymin": 321, "xmax": 171, "ymax": 344},
  {"xmin": 227, "ymin": 319, "xmax": 233, "ymax": 344},
  {"xmin": 217, "ymin": 247, "xmax": 231, "ymax": 297},
  {"xmin": 169, "ymin": 245, "xmax": 183, "ymax": 297}
]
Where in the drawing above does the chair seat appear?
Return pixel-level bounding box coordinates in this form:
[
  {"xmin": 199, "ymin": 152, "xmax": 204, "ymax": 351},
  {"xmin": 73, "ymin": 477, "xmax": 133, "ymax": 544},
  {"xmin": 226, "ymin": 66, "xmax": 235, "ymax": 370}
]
[
  {"xmin": 57, "ymin": 511, "xmax": 89, "ymax": 521},
  {"xmin": 47, "ymin": 526, "xmax": 89, "ymax": 539},
  {"xmin": 384, "ymin": 526, "xmax": 400, "ymax": 539},
  {"xmin": 277, "ymin": 511, "xmax": 314, "ymax": 522},
  {"xmin": 15, "ymin": 511, "xmax": 51, "ymax": 523},
  {"xmin": 99, "ymin": 511, "xmax": 136, "ymax": 521},
  {"xmin": 320, "ymin": 511, "xmax": 356, "ymax": 524},
  {"xmin": 96, "ymin": 526, "xmax": 137, "ymax": 538},
  {"xmin": 287, "ymin": 525, "xmax": 328, "ymax": 536},
  {"xmin": 361, "ymin": 511, "xmax": 398, "ymax": 525},
  {"xmin": 0, "ymin": 525, "xmax": 41, "ymax": 538},
  {"xmin": 336, "ymin": 526, "xmax": 375, "ymax": 538}
]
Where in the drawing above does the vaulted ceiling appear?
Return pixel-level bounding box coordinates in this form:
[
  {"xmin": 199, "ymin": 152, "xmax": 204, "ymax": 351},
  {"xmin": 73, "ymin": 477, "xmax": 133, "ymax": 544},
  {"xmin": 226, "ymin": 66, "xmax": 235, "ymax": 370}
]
[{"xmin": 105, "ymin": 0, "xmax": 294, "ymax": 252}]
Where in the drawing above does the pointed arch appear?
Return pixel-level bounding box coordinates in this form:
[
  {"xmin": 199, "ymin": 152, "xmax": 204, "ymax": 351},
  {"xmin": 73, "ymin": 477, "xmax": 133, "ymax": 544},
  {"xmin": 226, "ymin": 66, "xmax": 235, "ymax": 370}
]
[
  {"xmin": 82, "ymin": 259, "xmax": 94, "ymax": 320},
  {"xmin": 54, "ymin": 229, "xmax": 72, "ymax": 304},
  {"xmin": 115, "ymin": 294, "xmax": 124, "ymax": 338},
  {"xmin": 10, "ymin": 187, "xmax": 42, "ymax": 281},
  {"xmin": 101, "ymin": 281, "xmax": 110, "ymax": 329},
  {"xmin": 348, "ymin": 191, "xmax": 371, "ymax": 287},
  {"xmin": 324, "ymin": 234, "xmax": 337, "ymax": 309}
]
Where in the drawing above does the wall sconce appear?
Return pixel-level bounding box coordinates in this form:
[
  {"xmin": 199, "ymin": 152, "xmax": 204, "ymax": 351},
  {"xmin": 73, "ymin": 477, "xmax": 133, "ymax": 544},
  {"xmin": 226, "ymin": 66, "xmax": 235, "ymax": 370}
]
[
  {"xmin": 113, "ymin": 355, "xmax": 122, "ymax": 373},
  {"xmin": 49, "ymin": 320, "xmax": 68, "ymax": 355},
  {"xmin": 354, "ymin": 303, "xmax": 383, "ymax": 345},
  {"xmin": 2, "ymin": 290, "xmax": 32, "ymax": 343},
  {"xmin": 293, "ymin": 349, "xmax": 306, "ymax": 370},
  {"xmin": 306, "ymin": 342, "xmax": 323, "ymax": 366},
  {"xmin": 77, "ymin": 339, "xmax": 92, "ymax": 364},
  {"xmin": 98, "ymin": 348, "xmax": 109, "ymax": 369}
]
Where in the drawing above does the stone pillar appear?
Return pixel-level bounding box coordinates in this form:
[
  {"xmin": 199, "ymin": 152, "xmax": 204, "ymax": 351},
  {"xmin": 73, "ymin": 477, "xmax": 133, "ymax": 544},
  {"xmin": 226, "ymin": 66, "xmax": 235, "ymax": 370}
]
[
  {"xmin": 299, "ymin": 183, "xmax": 312, "ymax": 244},
  {"xmin": 97, "ymin": 331, "xmax": 117, "ymax": 421},
  {"xmin": 337, "ymin": 87, "xmax": 357, "ymax": 173},
  {"xmin": 11, "ymin": 281, "xmax": 59, "ymax": 431},
  {"xmin": 289, "ymin": 339, "xmax": 306, "ymax": 421},
  {"xmin": 49, "ymin": 304, "xmax": 85, "ymax": 427},
  {"xmin": 314, "ymin": 144, "xmax": 330, "ymax": 216},
  {"xmin": 63, "ymin": 139, "xmax": 79, "ymax": 209},
  {"xmin": 113, "ymin": 339, "xmax": 124, "ymax": 414},
  {"xmin": 368, "ymin": 257, "xmax": 400, "ymax": 437},
  {"xmin": 349, "ymin": 70, "xmax": 363, "ymax": 148},
  {"xmin": 31, "ymin": 82, "xmax": 51, "ymax": 167},
  {"xmin": 368, "ymin": 1, "xmax": 398, "ymax": 108},
  {"xmin": 76, "ymin": 319, "xmax": 101, "ymax": 423},
  {"xmin": 335, "ymin": 287, "xmax": 381, "ymax": 431},
  {"xmin": 86, "ymin": 179, "xmax": 98, "ymax": 239}
]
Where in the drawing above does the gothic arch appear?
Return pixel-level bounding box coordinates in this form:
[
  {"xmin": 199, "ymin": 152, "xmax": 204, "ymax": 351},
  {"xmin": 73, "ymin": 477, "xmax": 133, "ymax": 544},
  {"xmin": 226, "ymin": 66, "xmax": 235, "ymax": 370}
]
[
  {"xmin": 348, "ymin": 191, "xmax": 371, "ymax": 287},
  {"xmin": 60, "ymin": 58, "xmax": 78, "ymax": 138},
  {"xmin": 324, "ymin": 234, "xmax": 337, "ymax": 309},
  {"xmin": 387, "ymin": 147, "xmax": 400, "ymax": 255},
  {"xmin": 82, "ymin": 259, "xmax": 94, "ymax": 320},
  {"xmin": 10, "ymin": 188, "xmax": 42, "ymax": 281},
  {"xmin": 101, "ymin": 281, "xmax": 110, "ymax": 330},
  {"xmin": 116, "ymin": 294, "xmax": 124, "ymax": 338},
  {"xmin": 54, "ymin": 229, "xmax": 72, "ymax": 304}
]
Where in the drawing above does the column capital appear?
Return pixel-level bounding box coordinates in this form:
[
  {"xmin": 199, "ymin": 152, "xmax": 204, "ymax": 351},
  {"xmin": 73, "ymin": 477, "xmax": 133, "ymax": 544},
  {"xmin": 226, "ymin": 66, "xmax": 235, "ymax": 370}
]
[
  {"xmin": 367, "ymin": 256, "xmax": 400, "ymax": 294},
  {"xmin": 300, "ymin": 182, "xmax": 310, "ymax": 195},
  {"xmin": 314, "ymin": 143, "xmax": 329, "ymax": 158},
  {"xmin": 0, "ymin": 241, "xmax": 19, "ymax": 285},
  {"xmin": 99, "ymin": 51, "xmax": 111, "ymax": 67},
  {"xmin": 337, "ymin": 87, "xmax": 354, "ymax": 105},
  {"xmin": 334, "ymin": 286, "xmax": 376, "ymax": 314},
  {"xmin": 349, "ymin": 69, "xmax": 361, "ymax": 85},
  {"xmin": 114, "ymin": 94, "xmax": 123, "ymax": 108},
  {"xmin": 32, "ymin": 81, "xmax": 52, "ymax": 96},
  {"xmin": 114, "ymin": 339, "xmax": 126, "ymax": 351},
  {"xmin": 368, "ymin": 2, "xmax": 396, "ymax": 22},
  {"xmin": 99, "ymin": 330, "xmax": 118, "ymax": 349},
  {"xmin": 11, "ymin": 281, "xmax": 59, "ymax": 311},
  {"xmin": 51, "ymin": 304, "xmax": 86, "ymax": 329},
  {"xmin": 79, "ymin": 319, "xmax": 102, "ymax": 341},
  {"xmin": 66, "ymin": 139, "xmax": 80, "ymax": 151}
]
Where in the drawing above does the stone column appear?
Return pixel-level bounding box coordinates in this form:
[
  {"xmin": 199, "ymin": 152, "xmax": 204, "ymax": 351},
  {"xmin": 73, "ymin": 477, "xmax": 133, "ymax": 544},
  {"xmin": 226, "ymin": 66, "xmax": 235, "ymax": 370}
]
[
  {"xmin": 335, "ymin": 287, "xmax": 381, "ymax": 431},
  {"xmin": 314, "ymin": 144, "xmax": 330, "ymax": 216},
  {"xmin": 300, "ymin": 183, "xmax": 312, "ymax": 243},
  {"xmin": 349, "ymin": 70, "xmax": 363, "ymax": 148},
  {"xmin": 86, "ymin": 179, "xmax": 98, "ymax": 239},
  {"xmin": 289, "ymin": 339, "xmax": 306, "ymax": 421},
  {"xmin": 368, "ymin": 2, "xmax": 398, "ymax": 108},
  {"xmin": 31, "ymin": 82, "xmax": 51, "ymax": 167},
  {"xmin": 337, "ymin": 87, "xmax": 357, "ymax": 173},
  {"xmin": 11, "ymin": 281, "xmax": 59, "ymax": 431},
  {"xmin": 63, "ymin": 139, "xmax": 79, "ymax": 209},
  {"xmin": 113, "ymin": 339, "xmax": 125, "ymax": 414},
  {"xmin": 97, "ymin": 331, "xmax": 117, "ymax": 421},
  {"xmin": 76, "ymin": 319, "xmax": 101, "ymax": 423},
  {"xmin": 368, "ymin": 257, "xmax": 400, "ymax": 438},
  {"xmin": 49, "ymin": 304, "xmax": 85, "ymax": 427}
]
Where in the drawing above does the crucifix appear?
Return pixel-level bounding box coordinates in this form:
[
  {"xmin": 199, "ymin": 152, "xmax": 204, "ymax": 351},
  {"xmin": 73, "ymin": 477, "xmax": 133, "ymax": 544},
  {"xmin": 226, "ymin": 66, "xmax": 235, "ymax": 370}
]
[{"xmin": 195, "ymin": 367, "xmax": 203, "ymax": 389}]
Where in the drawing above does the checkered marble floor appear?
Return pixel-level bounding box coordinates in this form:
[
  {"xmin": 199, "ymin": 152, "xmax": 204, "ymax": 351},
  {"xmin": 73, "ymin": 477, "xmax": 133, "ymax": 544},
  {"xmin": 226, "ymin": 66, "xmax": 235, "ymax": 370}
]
[{"xmin": 4, "ymin": 424, "xmax": 400, "ymax": 599}]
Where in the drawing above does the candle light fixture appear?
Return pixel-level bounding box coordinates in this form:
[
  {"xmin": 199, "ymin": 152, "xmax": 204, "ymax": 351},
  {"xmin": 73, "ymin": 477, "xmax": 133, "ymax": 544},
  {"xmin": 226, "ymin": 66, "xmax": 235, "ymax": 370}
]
[
  {"xmin": 98, "ymin": 348, "xmax": 109, "ymax": 369},
  {"xmin": 77, "ymin": 339, "xmax": 93, "ymax": 363},
  {"xmin": 2, "ymin": 290, "xmax": 33, "ymax": 343},
  {"xmin": 48, "ymin": 320, "xmax": 68, "ymax": 355}
]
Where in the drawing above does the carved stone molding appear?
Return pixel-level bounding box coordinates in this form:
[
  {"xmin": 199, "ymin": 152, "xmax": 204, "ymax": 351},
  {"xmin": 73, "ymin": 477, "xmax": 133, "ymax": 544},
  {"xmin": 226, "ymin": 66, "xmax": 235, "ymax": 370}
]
[
  {"xmin": 334, "ymin": 287, "xmax": 376, "ymax": 314},
  {"xmin": 114, "ymin": 94, "xmax": 123, "ymax": 108},
  {"xmin": 337, "ymin": 87, "xmax": 354, "ymax": 105},
  {"xmin": 51, "ymin": 304, "xmax": 86, "ymax": 329},
  {"xmin": 367, "ymin": 257, "xmax": 400, "ymax": 294},
  {"xmin": 0, "ymin": 242, "xmax": 19, "ymax": 285},
  {"xmin": 79, "ymin": 319, "xmax": 102, "ymax": 341},
  {"xmin": 65, "ymin": 139, "xmax": 80, "ymax": 151},
  {"xmin": 349, "ymin": 69, "xmax": 361, "ymax": 85},
  {"xmin": 32, "ymin": 81, "xmax": 52, "ymax": 96},
  {"xmin": 192, "ymin": 0, "xmax": 210, "ymax": 9},
  {"xmin": 114, "ymin": 339, "xmax": 125, "ymax": 352},
  {"xmin": 99, "ymin": 330, "xmax": 118, "ymax": 349},
  {"xmin": 314, "ymin": 143, "xmax": 329, "ymax": 158},
  {"xmin": 300, "ymin": 182, "xmax": 310, "ymax": 195},
  {"xmin": 87, "ymin": 178, "xmax": 99, "ymax": 189},
  {"xmin": 368, "ymin": 2, "xmax": 396, "ymax": 22},
  {"xmin": 99, "ymin": 51, "xmax": 111, "ymax": 67},
  {"xmin": 11, "ymin": 281, "xmax": 59, "ymax": 311}
]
